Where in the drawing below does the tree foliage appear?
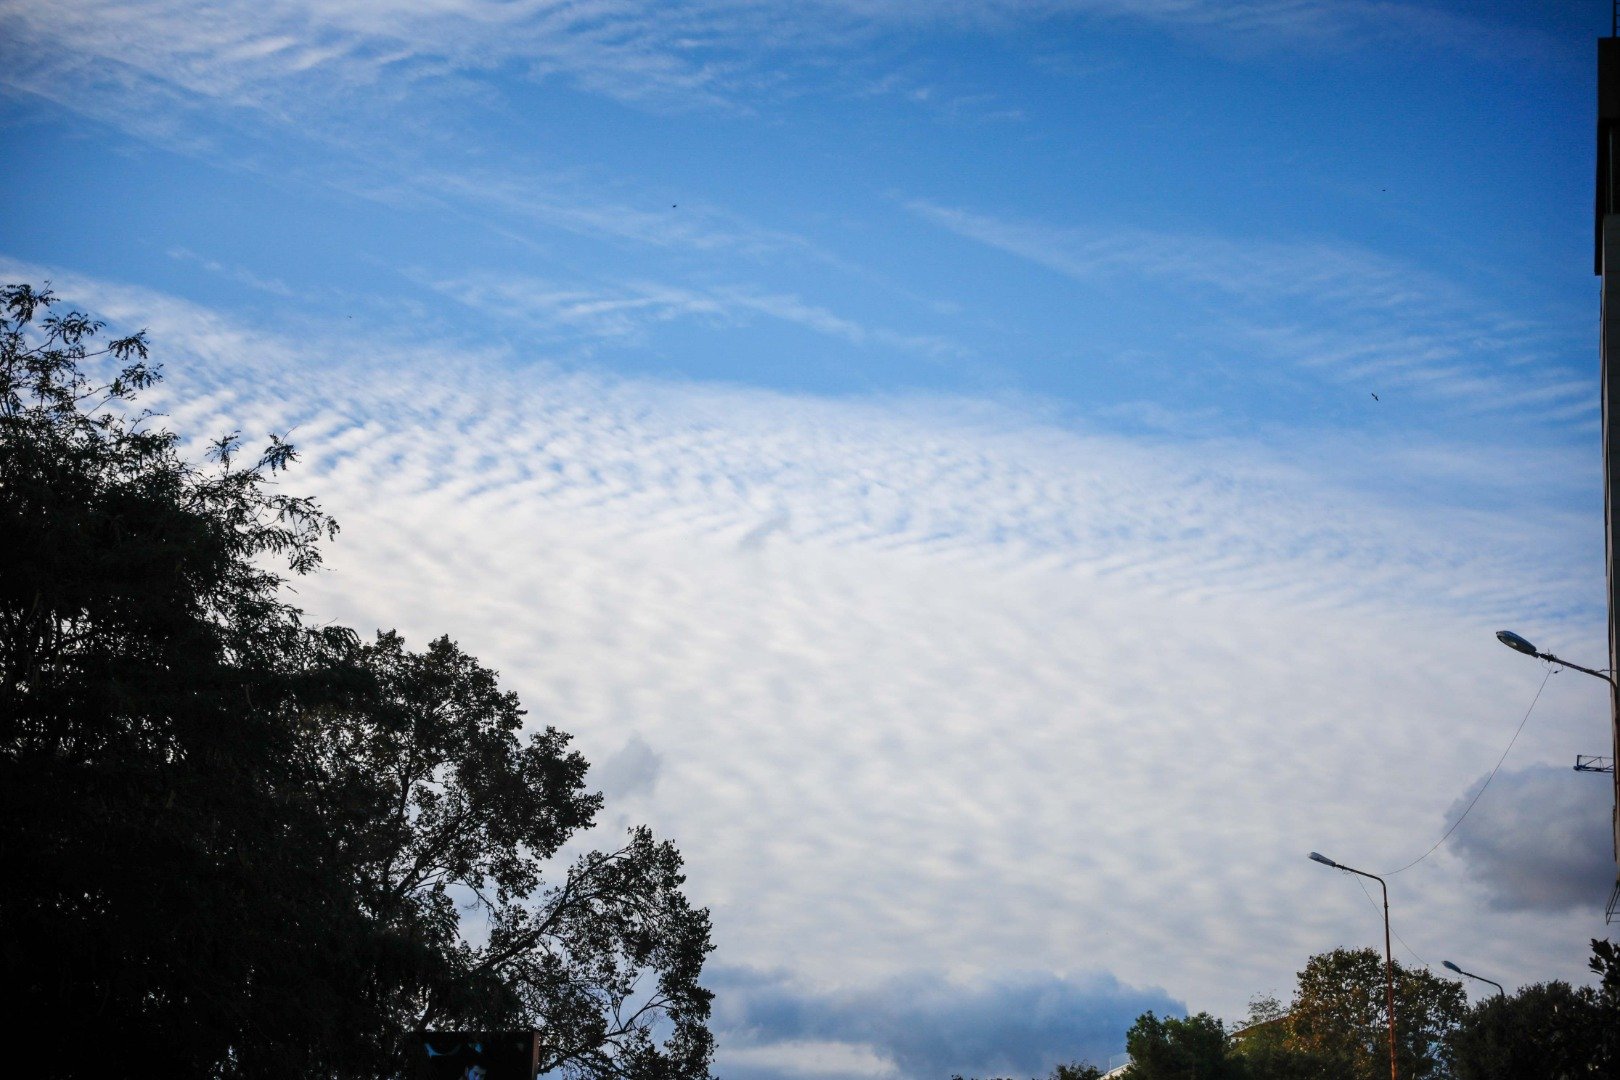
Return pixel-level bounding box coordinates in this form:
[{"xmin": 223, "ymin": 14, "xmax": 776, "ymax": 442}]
[
  {"xmin": 949, "ymin": 1062, "xmax": 1105, "ymax": 1080},
  {"xmin": 1229, "ymin": 994, "xmax": 1349, "ymax": 1080},
  {"xmin": 1122, "ymin": 1011, "xmax": 1242, "ymax": 1080},
  {"xmin": 1113, "ymin": 948, "xmax": 1465, "ymax": 1080},
  {"xmin": 1042, "ymin": 941, "xmax": 1615, "ymax": 1080},
  {"xmin": 1590, "ymin": 937, "xmax": 1620, "ymax": 1069},
  {"xmin": 1446, "ymin": 980, "xmax": 1603, "ymax": 1080},
  {"xmin": 295, "ymin": 631, "xmax": 715, "ymax": 1077},
  {"xmin": 0, "ymin": 284, "xmax": 713, "ymax": 1078},
  {"xmin": 1049, "ymin": 1064, "xmax": 1107, "ymax": 1080},
  {"xmin": 1446, "ymin": 938, "xmax": 1620, "ymax": 1080},
  {"xmin": 1, "ymin": 281, "xmax": 346, "ymax": 1075},
  {"xmin": 1283, "ymin": 948, "xmax": 1464, "ymax": 1080}
]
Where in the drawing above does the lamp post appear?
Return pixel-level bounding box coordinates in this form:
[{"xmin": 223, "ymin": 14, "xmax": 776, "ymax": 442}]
[
  {"xmin": 1441, "ymin": 959, "xmax": 1505, "ymax": 998},
  {"xmin": 1310, "ymin": 852, "xmax": 1398, "ymax": 1080},
  {"xmin": 1496, "ymin": 630, "xmax": 1615, "ymax": 686},
  {"xmin": 1499, "ymin": 629, "xmax": 1620, "ymax": 924}
]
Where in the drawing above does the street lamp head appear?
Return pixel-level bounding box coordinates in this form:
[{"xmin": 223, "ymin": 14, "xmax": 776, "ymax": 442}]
[
  {"xmin": 1308, "ymin": 852, "xmax": 1337, "ymax": 867},
  {"xmin": 1496, "ymin": 630, "xmax": 1539, "ymax": 656},
  {"xmin": 1442, "ymin": 960, "xmax": 1462, "ymax": 974}
]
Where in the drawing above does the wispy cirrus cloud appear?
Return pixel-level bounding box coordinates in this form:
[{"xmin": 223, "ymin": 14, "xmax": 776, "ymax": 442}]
[
  {"xmin": 906, "ymin": 199, "xmax": 1590, "ymax": 422},
  {"xmin": 1, "ymin": 0, "xmax": 766, "ymax": 116},
  {"xmin": 1, "ymin": 0, "xmax": 1537, "ymax": 376},
  {"xmin": 167, "ymin": 247, "xmax": 299, "ymax": 298},
  {"xmin": 0, "ymin": 0, "xmax": 1514, "ymax": 132},
  {"xmin": 427, "ymin": 274, "xmax": 729, "ymax": 340},
  {"xmin": 416, "ymin": 170, "xmax": 821, "ymax": 258},
  {"xmin": 428, "ymin": 271, "xmax": 962, "ymax": 359},
  {"xmin": 0, "ymin": 5, "xmax": 843, "ymax": 273},
  {"xmin": 905, "ymin": 199, "xmax": 1456, "ymax": 309}
]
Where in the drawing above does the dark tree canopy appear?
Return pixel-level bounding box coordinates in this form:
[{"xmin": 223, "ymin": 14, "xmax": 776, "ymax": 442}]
[
  {"xmin": 1446, "ymin": 939, "xmax": 1620, "ymax": 1080},
  {"xmin": 1446, "ymin": 980, "xmax": 1604, "ymax": 1080},
  {"xmin": 1591, "ymin": 937, "xmax": 1620, "ymax": 1068},
  {"xmin": 1122, "ymin": 1011, "xmax": 1242, "ymax": 1080},
  {"xmin": 0, "ymin": 284, "xmax": 713, "ymax": 1079},
  {"xmin": 303, "ymin": 632, "xmax": 713, "ymax": 1076},
  {"xmin": 1, "ymin": 282, "xmax": 346, "ymax": 1075}
]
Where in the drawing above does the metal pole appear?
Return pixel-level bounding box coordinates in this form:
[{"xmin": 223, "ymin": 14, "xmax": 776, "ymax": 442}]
[
  {"xmin": 1601, "ymin": 36, "xmax": 1620, "ymax": 910},
  {"xmin": 1377, "ymin": 874, "xmax": 1397, "ymax": 1080},
  {"xmin": 1308, "ymin": 854, "xmax": 1398, "ymax": 1080},
  {"xmin": 1535, "ymin": 650, "xmax": 1616, "ymax": 686}
]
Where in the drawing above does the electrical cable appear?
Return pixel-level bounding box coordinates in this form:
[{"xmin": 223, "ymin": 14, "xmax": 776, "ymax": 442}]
[
  {"xmin": 1382, "ymin": 665, "xmax": 1554, "ymax": 877},
  {"xmin": 1348, "ymin": 872, "xmax": 1429, "ymax": 969}
]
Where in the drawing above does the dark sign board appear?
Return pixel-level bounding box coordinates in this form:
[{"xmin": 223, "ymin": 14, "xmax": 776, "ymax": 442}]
[{"xmin": 414, "ymin": 1030, "xmax": 540, "ymax": 1080}]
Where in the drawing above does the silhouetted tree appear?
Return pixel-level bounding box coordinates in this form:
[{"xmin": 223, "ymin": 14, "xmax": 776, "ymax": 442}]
[
  {"xmin": 1, "ymin": 281, "xmax": 348, "ymax": 1075},
  {"xmin": 1122, "ymin": 1011, "xmax": 1242, "ymax": 1080},
  {"xmin": 301, "ymin": 630, "xmax": 714, "ymax": 1077},
  {"xmin": 1591, "ymin": 937, "xmax": 1620, "ymax": 1069},
  {"xmin": 0, "ymin": 284, "xmax": 713, "ymax": 1078},
  {"xmin": 1445, "ymin": 938, "xmax": 1620, "ymax": 1079},
  {"xmin": 1446, "ymin": 979, "xmax": 1603, "ymax": 1080},
  {"xmin": 1049, "ymin": 1064, "xmax": 1107, "ymax": 1080}
]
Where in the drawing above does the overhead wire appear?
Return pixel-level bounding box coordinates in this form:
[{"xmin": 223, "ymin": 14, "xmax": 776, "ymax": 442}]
[
  {"xmin": 1348, "ymin": 871, "xmax": 1429, "ymax": 970},
  {"xmin": 1382, "ymin": 665, "xmax": 1555, "ymax": 877}
]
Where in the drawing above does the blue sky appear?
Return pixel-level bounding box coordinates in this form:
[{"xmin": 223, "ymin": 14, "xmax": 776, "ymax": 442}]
[{"xmin": 3, "ymin": 2, "xmax": 1616, "ymax": 1077}]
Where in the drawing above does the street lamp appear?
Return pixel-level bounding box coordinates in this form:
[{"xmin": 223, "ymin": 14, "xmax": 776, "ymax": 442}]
[
  {"xmin": 1441, "ymin": 959, "xmax": 1505, "ymax": 998},
  {"xmin": 1496, "ymin": 630, "xmax": 1615, "ymax": 686},
  {"xmin": 1309, "ymin": 852, "xmax": 1398, "ymax": 1080}
]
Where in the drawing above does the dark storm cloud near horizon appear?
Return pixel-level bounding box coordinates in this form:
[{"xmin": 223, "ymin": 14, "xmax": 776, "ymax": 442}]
[
  {"xmin": 708, "ymin": 965, "xmax": 1182, "ymax": 1079},
  {"xmin": 1446, "ymin": 763, "xmax": 1615, "ymax": 914}
]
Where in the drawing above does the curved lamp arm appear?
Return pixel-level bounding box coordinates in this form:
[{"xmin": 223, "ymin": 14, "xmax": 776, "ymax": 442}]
[
  {"xmin": 1497, "ymin": 631, "xmax": 1615, "ymax": 686},
  {"xmin": 1441, "ymin": 960, "xmax": 1505, "ymax": 998},
  {"xmin": 1309, "ymin": 853, "xmax": 1398, "ymax": 1080}
]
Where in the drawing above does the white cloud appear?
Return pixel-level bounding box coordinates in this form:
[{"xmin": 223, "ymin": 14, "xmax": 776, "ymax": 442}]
[
  {"xmin": 167, "ymin": 247, "xmax": 299, "ymax": 298},
  {"xmin": 427, "ymin": 272, "xmax": 962, "ymax": 359},
  {"xmin": 428, "ymin": 275, "xmax": 727, "ymax": 340},
  {"xmin": 417, "ymin": 171, "xmax": 818, "ymax": 259},
  {"xmin": 905, "ymin": 198, "xmax": 1455, "ymax": 309},
  {"xmin": 905, "ymin": 199, "xmax": 1590, "ymax": 423},
  {"xmin": 0, "ymin": 0, "xmax": 1533, "ymax": 385},
  {"xmin": 8, "ymin": 263, "xmax": 1611, "ymax": 1039},
  {"xmin": 0, "ymin": 0, "xmax": 1510, "ymax": 134},
  {"xmin": 719, "ymin": 1038, "xmax": 900, "ymax": 1080}
]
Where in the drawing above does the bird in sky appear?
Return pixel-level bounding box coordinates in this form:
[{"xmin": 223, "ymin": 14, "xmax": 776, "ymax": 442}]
[{"xmin": 1371, "ymin": 392, "xmax": 1379, "ymax": 401}]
